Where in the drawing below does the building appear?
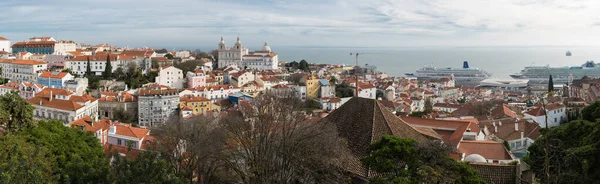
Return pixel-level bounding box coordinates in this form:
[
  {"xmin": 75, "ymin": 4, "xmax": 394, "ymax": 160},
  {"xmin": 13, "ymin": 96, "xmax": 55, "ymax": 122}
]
[
  {"xmin": 138, "ymin": 89, "xmax": 180, "ymax": 127},
  {"xmin": 0, "ymin": 36, "xmax": 11, "ymax": 53},
  {"xmin": 352, "ymin": 82, "xmax": 376, "ymax": 99},
  {"xmin": 479, "ymin": 118, "xmax": 541, "ymax": 158},
  {"xmin": 230, "ymin": 70, "xmax": 256, "ymax": 87},
  {"xmin": 301, "ymin": 75, "xmax": 320, "ymax": 99},
  {"xmin": 217, "ymin": 37, "xmax": 279, "ymax": 70},
  {"xmin": 319, "ymin": 79, "xmax": 335, "ymax": 98},
  {"xmin": 63, "ymin": 78, "xmax": 88, "ymax": 96},
  {"xmin": 37, "ymin": 71, "xmax": 74, "ymax": 88},
  {"xmin": 155, "ymin": 66, "xmax": 184, "ymax": 89},
  {"xmin": 0, "ymin": 82, "xmax": 46, "ymax": 100},
  {"xmin": 179, "ymin": 95, "xmax": 220, "ymax": 116},
  {"xmin": 28, "ymin": 88, "xmax": 99, "ymax": 124},
  {"xmin": 11, "ymin": 37, "xmax": 56, "ymax": 54},
  {"xmin": 44, "ymin": 55, "xmax": 68, "ymax": 69},
  {"xmin": 187, "ymin": 69, "xmax": 207, "ymax": 88},
  {"xmin": 107, "ymin": 122, "xmax": 152, "ymax": 150},
  {"xmin": 65, "ymin": 55, "xmax": 119, "ymax": 76},
  {"xmin": 53, "ymin": 40, "xmax": 77, "ymax": 55},
  {"xmin": 319, "ymin": 97, "xmax": 342, "ymax": 111},
  {"xmin": 179, "ymin": 84, "xmax": 241, "ymax": 102},
  {"xmin": 0, "ymin": 59, "xmax": 47, "ymax": 82},
  {"xmin": 99, "ymin": 92, "xmax": 138, "ymax": 121},
  {"xmin": 523, "ymin": 103, "xmax": 566, "ymax": 128}
]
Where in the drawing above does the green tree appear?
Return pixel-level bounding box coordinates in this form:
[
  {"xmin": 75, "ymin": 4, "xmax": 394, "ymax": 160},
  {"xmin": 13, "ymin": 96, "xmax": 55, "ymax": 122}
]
[
  {"xmin": 113, "ymin": 109, "xmax": 137, "ymax": 124},
  {"xmin": 335, "ymin": 83, "xmax": 354, "ymax": 98},
  {"xmin": 0, "ymin": 91, "xmax": 35, "ymax": 132},
  {"xmin": 298, "ymin": 59, "xmax": 309, "ymax": 71},
  {"xmin": 18, "ymin": 120, "xmax": 112, "ymax": 183},
  {"xmin": 376, "ymin": 90, "xmax": 384, "ymax": 99},
  {"xmin": 86, "ymin": 56, "xmax": 92, "ymax": 77},
  {"xmin": 61, "ymin": 68, "xmax": 80, "ymax": 78},
  {"xmin": 114, "ymin": 67, "xmax": 126, "ymax": 81},
  {"xmin": 0, "ymin": 134, "xmax": 53, "ymax": 184},
  {"xmin": 329, "ymin": 75, "xmax": 337, "ymax": 84},
  {"xmin": 458, "ymin": 97, "xmax": 467, "ymax": 104},
  {"xmin": 548, "ymin": 75, "xmax": 554, "ymax": 92},
  {"xmin": 524, "ymin": 120, "xmax": 600, "ymax": 183},
  {"xmin": 304, "ymin": 99, "xmax": 323, "ymax": 110},
  {"xmin": 581, "ymin": 101, "xmax": 600, "ymax": 122},
  {"xmin": 362, "ymin": 135, "xmax": 485, "ymax": 184},
  {"xmin": 103, "ymin": 54, "xmax": 112, "ymax": 79},
  {"xmin": 112, "ymin": 150, "xmax": 182, "ymax": 183},
  {"xmin": 165, "ymin": 53, "xmax": 174, "ymax": 59},
  {"xmin": 424, "ymin": 97, "xmax": 433, "ymax": 112}
]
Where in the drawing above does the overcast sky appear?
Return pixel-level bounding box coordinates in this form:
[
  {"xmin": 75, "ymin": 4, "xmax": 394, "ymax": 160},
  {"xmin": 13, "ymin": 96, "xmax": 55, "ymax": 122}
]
[{"xmin": 2, "ymin": 0, "xmax": 600, "ymax": 49}]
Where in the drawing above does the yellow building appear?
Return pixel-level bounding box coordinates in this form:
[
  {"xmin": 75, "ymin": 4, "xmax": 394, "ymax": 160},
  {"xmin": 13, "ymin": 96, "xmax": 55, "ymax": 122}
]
[
  {"xmin": 302, "ymin": 75, "xmax": 320, "ymax": 99},
  {"xmin": 180, "ymin": 95, "xmax": 221, "ymax": 115}
]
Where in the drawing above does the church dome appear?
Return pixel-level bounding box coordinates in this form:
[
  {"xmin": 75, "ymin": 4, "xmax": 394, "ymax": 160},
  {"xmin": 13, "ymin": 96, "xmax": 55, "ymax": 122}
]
[
  {"xmin": 464, "ymin": 154, "xmax": 487, "ymax": 163},
  {"xmin": 262, "ymin": 41, "xmax": 271, "ymax": 52}
]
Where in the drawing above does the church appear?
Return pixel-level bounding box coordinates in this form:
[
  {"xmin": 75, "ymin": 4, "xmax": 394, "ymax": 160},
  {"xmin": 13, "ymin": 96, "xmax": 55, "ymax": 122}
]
[{"xmin": 217, "ymin": 37, "xmax": 279, "ymax": 70}]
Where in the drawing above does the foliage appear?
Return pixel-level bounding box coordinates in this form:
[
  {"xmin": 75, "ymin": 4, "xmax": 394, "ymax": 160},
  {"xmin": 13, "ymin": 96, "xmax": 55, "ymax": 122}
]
[
  {"xmin": 61, "ymin": 68, "xmax": 80, "ymax": 78},
  {"xmin": 17, "ymin": 120, "xmax": 112, "ymax": 183},
  {"xmin": 86, "ymin": 56, "xmax": 92, "ymax": 77},
  {"xmin": 111, "ymin": 150, "xmax": 183, "ymax": 183},
  {"xmin": 329, "ymin": 75, "xmax": 337, "ymax": 84},
  {"xmin": 424, "ymin": 97, "xmax": 433, "ymax": 112},
  {"xmin": 103, "ymin": 54, "xmax": 112, "ymax": 79},
  {"xmin": 113, "ymin": 109, "xmax": 138, "ymax": 124},
  {"xmin": 458, "ymin": 97, "xmax": 467, "ymax": 104},
  {"xmin": 113, "ymin": 67, "xmax": 126, "ymax": 80},
  {"xmin": 376, "ymin": 90, "xmax": 384, "ymax": 99},
  {"xmin": 174, "ymin": 60, "xmax": 205, "ymax": 75},
  {"xmin": 335, "ymin": 82, "xmax": 354, "ymax": 98},
  {"xmin": 286, "ymin": 73, "xmax": 304, "ymax": 84},
  {"xmin": 0, "ymin": 91, "xmax": 35, "ymax": 132},
  {"xmin": 581, "ymin": 101, "xmax": 600, "ymax": 122},
  {"xmin": 151, "ymin": 60, "xmax": 159, "ymax": 69},
  {"xmin": 298, "ymin": 59, "xmax": 310, "ymax": 72},
  {"xmin": 192, "ymin": 49, "xmax": 209, "ymax": 58},
  {"xmin": 548, "ymin": 75, "xmax": 554, "ymax": 92},
  {"xmin": 0, "ymin": 134, "xmax": 53, "ymax": 184},
  {"xmin": 304, "ymin": 99, "xmax": 323, "ymax": 110},
  {"xmin": 165, "ymin": 53, "xmax": 174, "ymax": 59},
  {"xmin": 362, "ymin": 136, "xmax": 485, "ymax": 184},
  {"xmin": 524, "ymin": 120, "xmax": 600, "ymax": 183}
]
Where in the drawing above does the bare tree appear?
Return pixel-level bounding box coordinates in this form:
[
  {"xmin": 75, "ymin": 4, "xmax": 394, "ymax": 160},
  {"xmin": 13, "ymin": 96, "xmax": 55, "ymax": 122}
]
[{"xmin": 219, "ymin": 93, "xmax": 351, "ymax": 183}]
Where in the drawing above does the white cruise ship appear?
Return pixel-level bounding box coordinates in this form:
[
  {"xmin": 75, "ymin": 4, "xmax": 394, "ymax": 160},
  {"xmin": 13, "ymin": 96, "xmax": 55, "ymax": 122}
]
[
  {"xmin": 510, "ymin": 61, "xmax": 600, "ymax": 84},
  {"xmin": 405, "ymin": 61, "xmax": 492, "ymax": 86}
]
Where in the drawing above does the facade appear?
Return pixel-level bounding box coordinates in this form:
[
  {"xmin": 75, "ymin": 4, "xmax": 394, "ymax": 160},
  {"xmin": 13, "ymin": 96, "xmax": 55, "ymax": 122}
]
[
  {"xmin": 63, "ymin": 78, "xmax": 88, "ymax": 96},
  {"xmin": 187, "ymin": 69, "xmax": 207, "ymax": 88},
  {"xmin": 319, "ymin": 79, "xmax": 335, "ymax": 98},
  {"xmin": 138, "ymin": 89, "xmax": 180, "ymax": 127},
  {"xmin": 37, "ymin": 71, "xmax": 74, "ymax": 88},
  {"xmin": 352, "ymin": 82, "xmax": 376, "ymax": 99},
  {"xmin": 217, "ymin": 37, "xmax": 279, "ymax": 70},
  {"xmin": 230, "ymin": 71, "xmax": 255, "ymax": 87},
  {"xmin": 53, "ymin": 40, "xmax": 77, "ymax": 55},
  {"xmin": 523, "ymin": 103, "xmax": 566, "ymax": 128},
  {"xmin": 179, "ymin": 95, "xmax": 220, "ymax": 116},
  {"xmin": 11, "ymin": 37, "xmax": 56, "ymax": 54},
  {"xmin": 65, "ymin": 55, "xmax": 119, "ymax": 76},
  {"xmin": 0, "ymin": 59, "xmax": 47, "ymax": 82},
  {"xmin": 44, "ymin": 55, "xmax": 68, "ymax": 69},
  {"xmin": 107, "ymin": 122, "xmax": 151, "ymax": 150},
  {"xmin": 155, "ymin": 66, "xmax": 184, "ymax": 89},
  {"xmin": 179, "ymin": 84, "xmax": 241, "ymax": 102},
  {"xmin": 319, "ymin": 97, "xmax": 342, "ymax": 111},
  {"xmin": 301, "ymin": 75, "xmax": 320, "ymax": 99},
  {"xmin": 99, "ymin": 92, "xmax": 138, "ymax": 121},
  {"xmin": 28, "ymin": 88, "xmax": 99, "ymax": 124},
  {"xmin": 0, "ymin": 36, "xmax": 10, "ymax": 53}
]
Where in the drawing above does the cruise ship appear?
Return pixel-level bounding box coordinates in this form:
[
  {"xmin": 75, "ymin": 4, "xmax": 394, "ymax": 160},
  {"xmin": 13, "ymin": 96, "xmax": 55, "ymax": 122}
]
[
  {"xmin": 510, "ymin": 61, "xmax": 600, "ymax": 84},
  {"xmin": 405, "ymin": 61, "xmax": 492, "ymax": 86}
]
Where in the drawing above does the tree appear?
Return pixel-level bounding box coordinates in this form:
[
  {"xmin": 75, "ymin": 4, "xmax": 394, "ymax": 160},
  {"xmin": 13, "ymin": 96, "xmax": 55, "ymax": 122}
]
[
  {"xmin": 17, "ymin": 120, "xmax": 112, "ymax": 183},
  {"xmin": 524, "ymin": 120, "xmax": 600, "ymax": 183},
  {"xmin": 113, "ymin": 109, "xmax": 137, "ymax": 124},
  {"xmin": 61, "ymin": 68, "xmax": 80, "ymax": 78},
  {"xmin": 111, "ymin": 149, "xmax": 183, "ymax": 184},
  {"xmin": 304, "ymin": 99, "xmax": 323, "ymax": 110},
  {"xmin": 0, "ymin": 134, "xmax": 53, "ymax": 183},
  {"xmin": 376, "ymin": 90, "xmax": 384, "ymax": 99},
  {"xmin": 329, "ymin": 75, "xmax": 337, "ymax": 84},
  {"xmin": 114, "ymin": 67, "xmax": 126, "ymax": 81},
  {"xmin": 424, "ymin": 97, "xmax": 433, "ymax": 112},
  {"xmin": 335, "ymin": 83, "xmax": 354, "ymax": 98},
  {"xmin": 155, "ymin": 48, "xmax": 168, "ymax": 53},
  {"xmin": 0, "ymin": 91, "xmax": 35, "ymax": 132},
  {"xmin": 210, "ymin": 50, "xmax": 219, "ymax": 60},
  {"xmin": 86, "ymin": 56, "xmax": 92, "ymax": 77},
  {"xmin": 362, "ymin": 135, "xmax": 485, "ymax": 184},
  {"xmin": 581, "ymin": 101, "xmax": 600, "ymax": 121},
  {"xmin": 458, "ymin": 97, "xmax": 467, "ymax": 104},
  {"xmin": 548, "ymin": 75, "xmax": 554, "ymax": 92},
  {"xmin": 298, "ymin": 59, "xmax": 309, "ymax": 72},
  {"xmin": 219, "ymin": 94, "xmax": 350, "ymax": 183},
  {"xmin": 165, "ymin": 53, "xmax": 174, "ymax": 59},
  {"xmin": 103, "ymin": 54, "xmax": 113, "ymax": 79}
]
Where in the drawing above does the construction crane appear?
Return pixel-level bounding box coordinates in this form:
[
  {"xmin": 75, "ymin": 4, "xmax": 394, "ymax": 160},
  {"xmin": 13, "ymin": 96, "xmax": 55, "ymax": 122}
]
[{"xmin": 349, "ymin": 52, "xmax": 374, "ymax": 97}]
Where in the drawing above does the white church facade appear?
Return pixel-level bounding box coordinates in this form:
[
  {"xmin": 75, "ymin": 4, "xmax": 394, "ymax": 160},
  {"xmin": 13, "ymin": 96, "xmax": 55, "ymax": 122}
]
[{"xmin": 217, "ymin": 37, "xmax": 279, "ymax": 70}]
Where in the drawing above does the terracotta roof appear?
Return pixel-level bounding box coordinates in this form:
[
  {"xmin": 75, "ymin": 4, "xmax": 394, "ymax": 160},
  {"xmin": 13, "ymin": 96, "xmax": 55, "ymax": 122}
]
[
  {"xmin": 524, "ymin": 103, "xmax": 564, "ymax": 116},
  {"xmin": 112, "ymin": 123, "xmax": 150, "ymax": 140},
  {"xmin": 69, "ymin": 94, "xmax": 98, "ymax": 103},
  {"xmin": 70, "ymin": 55, "xmax": 118, "ymax": 61},
  {"xmin": 458, "ymin": 140, "xmax": 512, "ymax": 160},
  {"xmin": 319, "ymin": 97, "xmax": 432, "ymax": 178},
  {"xmin": 37, "ymin": 88, "xmax": 74, "ymax": 97},
  {"xmin": 39, "ymin": 71, "xmax": 69, "ymax": 79},
  {"xmin": 479, "ymin": 118, "xmax": 541, "ymax": 141},
  {"xmin": 69, "ymin": 116, "xmax": 111, "ymax": 132},
  {"xmin": 12, "ymin": 41, "xmax": 56, "ymax": 46},
  {"xmin": 191, "ymin": 84, "xmax": 238, "ymax": 91},
  {"xmin": 120, "ymin": 50, "xmax": 154, "ymax": 58},
  {"xmin": 180, "ymin": 95, "xmax": 210, "ymax": 102},
  {"xmin": 260, "ymin": 76, "xmax": 280, "ymax": 82},
  {"xmin": 0, "ymin": 36, "xmax": 8, "ymax": 41},
  {"xmin": 152, "ymin": 57, "xmax": 168, "ymax": 61},
  {"xmin": 491, "ymin": 104, "xmax": 517, "ymax": 119},
  {"xmin": 0, "ymin": 59, "xmax": 46, "ymax": 65},
  {"xmin": 138, "ymin": 89, "xmax": 179, "ymax": 96},
  {"xmin": 28, "ymin": 97, "xmax": 84, "ymax": 111},
  {"xmin": 104, "ymin": 143, "xmax": 141, "ymax": 159},
  {"xmin": 400, "ymin": 116, "xmax": 480, "ymax": 147}
]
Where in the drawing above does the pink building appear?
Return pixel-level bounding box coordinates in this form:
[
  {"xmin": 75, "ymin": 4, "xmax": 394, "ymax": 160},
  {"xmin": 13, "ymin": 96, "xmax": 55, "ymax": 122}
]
[{"xmin": 187, "ymin": 68, "xmax": 206, "ymax": 88}]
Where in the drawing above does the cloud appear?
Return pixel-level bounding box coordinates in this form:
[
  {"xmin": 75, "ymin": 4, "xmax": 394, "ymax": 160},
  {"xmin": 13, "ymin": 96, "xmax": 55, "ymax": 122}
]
[{"xmin": 0, "ymin": 0, "xmax": 599, "ymax": 48}]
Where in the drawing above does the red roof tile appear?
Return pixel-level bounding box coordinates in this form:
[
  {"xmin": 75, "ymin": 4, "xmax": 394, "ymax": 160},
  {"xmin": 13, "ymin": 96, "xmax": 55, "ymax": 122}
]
[{"xmin": 458, "ymin": 140, "xmax": 512, "ymax": 160}]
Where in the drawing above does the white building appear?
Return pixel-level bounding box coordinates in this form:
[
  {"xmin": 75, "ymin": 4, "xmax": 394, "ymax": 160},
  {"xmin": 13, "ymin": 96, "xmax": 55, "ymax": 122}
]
[
  {"xmin": 28, "ymin": 88, "xmax": 99, "ymax": 124},
  {"xmin": 0, "ymin": 36, "xmax": 11, "ymax": 53},
  {"xmin": 0, "ymin": 59, "xmax": 47, "ymax": 82},
  {"xmin": 217, "ymin": 37, "xmax": 279, "ymax": 70},
  {"xmin": 524, "ymin": 103, "xmax": 566, "ymax": 128},
  {"xmin": 179, "ymin": 84, "xmax": 241, "ymax": 102},
  {"xmin": 230, "ymin": 71, "xmax": 255, "ymax": 87},
  {"xmin": 54, "ymin": 40, "xmax": 77, "ymax": 55},
  {"xmin": 65, "ymin": 55, "xmax": 119, "ymax": 76},
  {"xmin": 352, "ymin": 82, "xmax": 376, "ymax": 99},
  {"xmin": 138, "ymin": 89, "xmax": 180, "ymax": 127},
  {"xmin": 175, "ymin": 50, "xmax": 191, "ymax": 58},
  {"xmin": 155, "ymin": 66, "xmax": 184, "ymax": 89}
]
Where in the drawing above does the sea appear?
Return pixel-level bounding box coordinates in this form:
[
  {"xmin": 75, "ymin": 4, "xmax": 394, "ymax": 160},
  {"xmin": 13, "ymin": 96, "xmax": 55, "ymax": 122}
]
[{"xmin": 274, "ymin": 46, "xmax": 600, "ymax": 80}]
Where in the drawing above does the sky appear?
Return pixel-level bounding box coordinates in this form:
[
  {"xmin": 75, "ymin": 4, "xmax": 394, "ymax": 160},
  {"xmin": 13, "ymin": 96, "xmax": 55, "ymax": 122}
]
[{"xmin": 2, "ymin": 0, "xmax": 600, "ymax": 49}]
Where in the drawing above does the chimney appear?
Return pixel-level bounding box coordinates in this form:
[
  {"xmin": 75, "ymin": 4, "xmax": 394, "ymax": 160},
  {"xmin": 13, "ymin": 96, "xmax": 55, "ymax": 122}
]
[
  {"xmin": 49, "ymin": 90, "xmax": 53, "ymax": 101},
  {"xmin": 499, "ymin": 121, "xmax": 502, "ymax": 126},
  {"xmin": 515, "ymin": 120, "xmax": 519, "ymax": 131},
  {"xmin": 109, "ymin": 124, "xmax": 116, "ymax": 134},
  {"xmin": 492, "ymin": 121, "xmax": 496, "ymax": 127},
  {"xmin": 521, "ymin": 131, "xmax": 525, "ymax": 147}
]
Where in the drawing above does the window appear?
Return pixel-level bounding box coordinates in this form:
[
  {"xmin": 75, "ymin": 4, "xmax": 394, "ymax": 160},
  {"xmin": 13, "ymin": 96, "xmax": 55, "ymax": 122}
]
[{"xmin": 118, "ymin": 139, "xmax": 122, "ymax": 145}]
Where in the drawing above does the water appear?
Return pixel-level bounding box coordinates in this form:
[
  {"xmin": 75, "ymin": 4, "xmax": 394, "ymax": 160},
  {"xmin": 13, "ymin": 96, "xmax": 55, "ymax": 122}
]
[{"xmin": 275, "ymin": 46, "xmax": 600, "ymax": 79}]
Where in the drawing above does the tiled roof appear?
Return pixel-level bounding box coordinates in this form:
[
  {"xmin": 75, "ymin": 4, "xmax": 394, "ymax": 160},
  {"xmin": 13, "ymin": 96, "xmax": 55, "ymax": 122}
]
[
  {"xmin": 152, "ymin": 57, "xmax": 168, "ymax": 61},
  {"xmin": 0, "ymin": 36, "xmax": 8, "ymax": 41},
  {"xmin": 112, "ymin": 123, "xmax": 150, "ymax": 140},
  {"xmin": 37, "ymin": 88, "xmax": 74, "ymax": 97},
  {"xmin": 469, "ymin": 163, "xmax": 517, "ymax": 184},
  {"xmin": 400, "ymin": 116, "xmax": 479, "ymax": 147},
  {"xmin": 69, "ymin": 94, "xmax": 98, "ymax": 103},
  {"xmin": 28, "ymin": 96, "xmax": 84, "ymax": 111},
  {"xmin": 458, "ymin": 140, "xmax": 512, "ymax": 160},
  {"xmin": 70, "ymin": 55, "xmax": 118, "ymax": 61},
  {"xmin": 479, "ymin": 118, "xmax": 541, "ymax": 141},
  {"xmin": 39, "ymin": 71, "xmax": 69, "ymax": 79},
  {"xmin": 319, "ymin": 97, "xmax": 432, "ymax": 178},
  {"xmin": 180, "ymin": 95, "xmax": 210, "ymax": 102},
  {"xmin": 139, "ymin": 89, "xmax": 179, "ymax": 96},
  {"xmin": 69, "ymin": 116, "xmax": 111, "ymax": 132},
  {"xmin": 524, "ymin": 103, "xmax": 564, "ymax": 116},
  {"xmin": 13, "ymin": 41, "xmax": 56, "ymax": 46},
  {"xmin": 491, "ymin": 104, "xmax": 517, "ymax": 119},
  {"xmin": 0, "ymin": 59, "xmax": 46, "ymax": 65}
]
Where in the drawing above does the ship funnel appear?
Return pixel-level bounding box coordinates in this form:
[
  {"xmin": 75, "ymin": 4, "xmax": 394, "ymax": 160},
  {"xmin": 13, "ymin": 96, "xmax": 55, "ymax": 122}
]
[{"xmin": 463, "ymin": 61, "xmax": 469, "ymax": 69}]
